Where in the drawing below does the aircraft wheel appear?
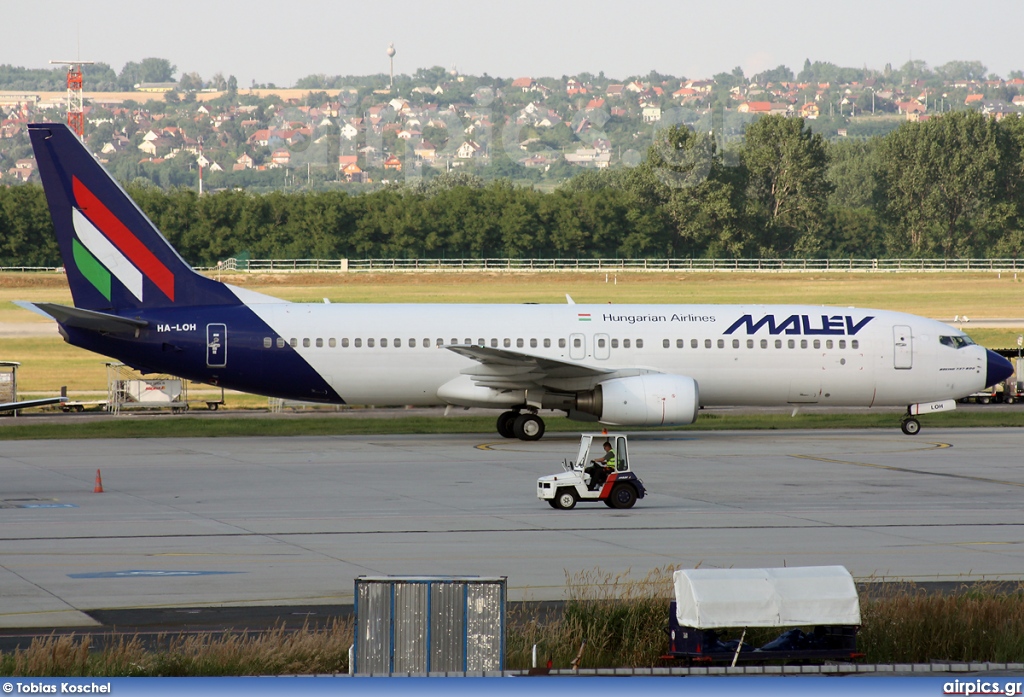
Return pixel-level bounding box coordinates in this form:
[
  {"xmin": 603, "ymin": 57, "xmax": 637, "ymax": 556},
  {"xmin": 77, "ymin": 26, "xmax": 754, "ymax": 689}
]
[
  {"xmin": 609, "ymin": 484, "xmax": 637, "ymax": 509},
  {"xmin": 496, "ymin": 411, "xmax": 518, "ymax": 438},
  {"xmin": 513, "ymin": 413, "xmax": 545, "ymax": 441},
  {"xmin": 901, "ymin": 418, "xmax": 921, "ymax": 436},
  {"xmin": 554, "ymin": 488, "xmax": 577, "ymax": 510}
]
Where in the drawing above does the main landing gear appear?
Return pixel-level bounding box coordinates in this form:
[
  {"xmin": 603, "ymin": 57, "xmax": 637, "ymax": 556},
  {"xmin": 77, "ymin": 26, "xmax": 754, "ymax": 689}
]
[{"xmin": 497, "ymin": 410, "xmax": 546, "ymax": 441}]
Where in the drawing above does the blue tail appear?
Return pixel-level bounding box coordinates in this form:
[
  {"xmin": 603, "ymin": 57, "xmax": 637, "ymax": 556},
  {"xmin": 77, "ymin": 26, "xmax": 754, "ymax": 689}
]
[{"xmin": 29, "ymin": 123, "xmax": 237, "ymax": 312}]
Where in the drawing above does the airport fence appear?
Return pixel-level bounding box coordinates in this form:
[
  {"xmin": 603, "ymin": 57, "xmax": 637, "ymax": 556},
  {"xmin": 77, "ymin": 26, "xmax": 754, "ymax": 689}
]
[
  {"xmin": 204, "ymin": 258, "xmax": 1024, "ymax": 273},
  {"xmin": 5, "ymin": 258, "xmax": 1024, "ymax": 274}
]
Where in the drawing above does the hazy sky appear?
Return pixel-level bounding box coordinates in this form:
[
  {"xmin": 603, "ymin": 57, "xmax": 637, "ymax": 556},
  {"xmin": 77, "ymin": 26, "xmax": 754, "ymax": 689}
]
[{"xmin": 6, "ymin": 0, "xmax": 1024, "ymax": 87}]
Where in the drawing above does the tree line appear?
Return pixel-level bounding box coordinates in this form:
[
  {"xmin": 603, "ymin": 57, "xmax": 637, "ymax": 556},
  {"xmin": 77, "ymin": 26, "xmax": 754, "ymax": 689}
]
[{"xmin": 2, "ymin": 112, "xmax": 1024, "ymax": 267}]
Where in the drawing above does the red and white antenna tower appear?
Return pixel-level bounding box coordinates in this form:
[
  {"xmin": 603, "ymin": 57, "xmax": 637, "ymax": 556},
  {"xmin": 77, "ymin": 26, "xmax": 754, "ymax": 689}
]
[{"xmin": 49, "ymin": 60, "xmax": 94, "ymax": 141}]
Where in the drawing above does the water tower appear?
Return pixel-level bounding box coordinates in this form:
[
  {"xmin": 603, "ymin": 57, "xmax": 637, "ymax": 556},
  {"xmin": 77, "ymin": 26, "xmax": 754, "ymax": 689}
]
[{"xmin": 386, "ymin": 42, "xmax": 396, "ymax": 91}]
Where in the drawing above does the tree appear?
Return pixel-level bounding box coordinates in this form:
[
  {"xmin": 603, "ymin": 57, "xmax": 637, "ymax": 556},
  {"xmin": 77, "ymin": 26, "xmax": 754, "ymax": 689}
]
[
  {"xmin": 753, "ymin": 65, "xmax": 794, "ymax": 85},
  {"xmin": 179, "ymin": 71, "xmax": 203, "ymax": 92},
  {"xmin": 876, "ymin": 111, "xmax": 1013, "ymax": 257},
  {"xmin": 741, "ymin": 115, "xmax": 831, "ymax": 256}
]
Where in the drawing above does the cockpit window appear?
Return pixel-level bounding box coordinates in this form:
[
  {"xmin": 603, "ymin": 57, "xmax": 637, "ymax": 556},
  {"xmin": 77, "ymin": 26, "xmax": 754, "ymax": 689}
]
[{"xmin": 940, "ymin": 335, "xmax": 975, "ymax": 349}]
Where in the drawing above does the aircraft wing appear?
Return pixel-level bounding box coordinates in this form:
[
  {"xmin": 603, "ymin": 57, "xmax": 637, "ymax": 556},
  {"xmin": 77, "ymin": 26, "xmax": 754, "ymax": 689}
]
[
  {"xmin": 0, "ymin": 396, "xmax": 68, "ymax": 412},
  {"xmin": 446, "ymin": 344, "xmax": 642, "ymax": 391},
  {"xmin": 14, "ymin": 301, "xmax": 149, "ymax": 334}
]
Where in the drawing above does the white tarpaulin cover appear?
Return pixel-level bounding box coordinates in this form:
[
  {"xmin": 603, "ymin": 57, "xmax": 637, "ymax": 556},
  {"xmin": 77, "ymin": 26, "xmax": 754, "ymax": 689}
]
[{"xmin": 673, "ymin": 566, "xmax": 861, "ymax": 629}]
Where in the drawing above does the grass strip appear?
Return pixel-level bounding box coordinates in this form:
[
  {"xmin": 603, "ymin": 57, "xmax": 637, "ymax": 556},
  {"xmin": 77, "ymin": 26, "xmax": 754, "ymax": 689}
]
[{"xmin": 0, "ymin": 410, "xmax": 1023, "ymax": 440}]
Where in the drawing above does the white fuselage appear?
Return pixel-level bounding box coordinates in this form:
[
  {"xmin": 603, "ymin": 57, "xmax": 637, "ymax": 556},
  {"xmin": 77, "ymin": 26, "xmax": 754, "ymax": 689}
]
[{"xmin": 239, "ymin": 298, "xmax": 987, "ymax": 410}]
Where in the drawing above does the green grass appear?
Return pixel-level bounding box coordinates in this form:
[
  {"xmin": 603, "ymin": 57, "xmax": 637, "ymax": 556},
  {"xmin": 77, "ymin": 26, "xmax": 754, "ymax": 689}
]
[{"xmin": 1, "ymin": 409, "xmax": 1023, "ymax": 440}]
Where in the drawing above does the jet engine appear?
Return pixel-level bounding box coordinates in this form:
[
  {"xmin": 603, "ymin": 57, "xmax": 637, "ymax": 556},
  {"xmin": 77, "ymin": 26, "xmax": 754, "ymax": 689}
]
[{"xmin": 572, "ymin": 374, "xmax": 699, "ymax": 426}]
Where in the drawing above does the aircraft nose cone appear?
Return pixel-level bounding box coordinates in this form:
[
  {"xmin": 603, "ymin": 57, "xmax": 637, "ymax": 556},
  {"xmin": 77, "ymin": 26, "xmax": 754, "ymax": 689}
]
[{"xmin": 986, "ymin": 350, "xmax": 1014, "ymax": 388}]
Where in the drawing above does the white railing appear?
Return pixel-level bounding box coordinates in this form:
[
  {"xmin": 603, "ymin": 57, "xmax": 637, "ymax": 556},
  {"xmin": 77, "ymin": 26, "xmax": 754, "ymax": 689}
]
[
  {"xmin": 5, "ymin": 259, "xmax": 1024, "ymax": 274},
  {"xmin": 206, "ymin": 258, "xmax": 1024, "ymax": 273}
]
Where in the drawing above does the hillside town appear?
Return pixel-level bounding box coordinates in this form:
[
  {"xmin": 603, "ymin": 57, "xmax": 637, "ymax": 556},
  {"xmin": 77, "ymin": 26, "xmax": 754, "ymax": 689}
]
[{"xmin": 2, "ymin": 59, "xmax": 1023, "ymax": 190}]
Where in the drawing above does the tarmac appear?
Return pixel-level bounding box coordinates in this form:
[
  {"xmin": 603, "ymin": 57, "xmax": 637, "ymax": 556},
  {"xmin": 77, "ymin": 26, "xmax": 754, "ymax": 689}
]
[{"xmin": 1, "ymin": 428, "xmax": 1024, "ymax": 630}]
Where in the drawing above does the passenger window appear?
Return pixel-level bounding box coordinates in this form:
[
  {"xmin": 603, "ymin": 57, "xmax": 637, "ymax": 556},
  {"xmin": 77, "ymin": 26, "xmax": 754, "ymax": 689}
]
[
  {"xmin": 663, "ymin": 339, "xmax": 670, "ymax": 348},
  {"xmin": 677, "ymin": 339, "xmax": 684, "ymax": 348},
  {"xmin": 316, "ymin": 338, "xmax": 323, "ymax": 348},
  {"xmin": 692, "ymin": 339, "xmax": 699, "ymax": 349},
  {"xmin": 747, "ymin": 339, "xmax": 754, "ymax": 349},
  {"xmin": 464, "ymin": 338, "xmax": 471, "ymax": 345},
  {"xmin": 611, "ymin": 339, "xmax": 619, "ymax": 348},
  {"xmin": 839, "ymin": 340, "xmax": 847, "ymax": 349},
  {"xmin": 717, "ymin": 339, "xmax": 725, "ymax": 349},
  {"xmin": 530, "ymin": 338, "xmax": 537, "ymax": 348},
  {"xmin": 303, "ymin": 338, "xmax": 310, "ymax": 348},
  {"xmin": 598, "ymin": 338, "xmax": 606, "ymax": 348},
  {"xmin": 394, "ymin": 339, "xmax": 401, "ymax": 348},
  {"xmin": 290, "ymin": 338, "xmax": 298, "ymax": 348},
  {"xmin": 732, "ymin": 339, "xmax": 739, "ymax": 349},
  {"xmin": 437, "ymin": 338, "xmax": 444, "ymax": 347},
  {"xmin": 813, "ymin": 340, "xmax": 820, "ymax": 349},
  {"xmin": 788, "ymin": 339, "xmax": 795, "ymax": 349},
  {"xmin": 504, "ymin": 338, "xmax": 511, "ymax": 348},
  {"xmin": 760, "ymin": 339, "xmax": 768, "ymax": 349},
  {"xmin": 574, "ymin": 337, "xmax": 582, "ymax": 348},
  {"xmin": 451, "ymin": 338, "xmax": 458, "ymax": 345},
  {"xmin": 368, "ymin": 338, "xmax": 375, "ymax": 348},
  {"xmin": 851, "ymin": 340, "xmax": 859, "ymax": 349},
  {"xmin": 559, "ymin": 339, "xmax": 566, "ymax": 348},
  {"xmin": 478, "ymin": 338, "xmax": 485, "ymax": 346},
  {"xmin": 775, "ymin": 339, "xmax": 782, "ymax": 349},
  {"xmin": 705, "ymin": 339, "xmax": 712, "ymax": 349},
  {"xmin": 623, "ymin": 339, "xmax": 631, "ymax": 348},
  {"xmin": 826, "ymin": 340, "xmax": 834, "ymax": 349},
  {"xmin": 544, "ymin": 339, "xmax": 551, "ymax": 348},
  {"xmin": 329, "ymin": 338, "xmax": 336, "ymax": 348},
  {"xmin": 517, "ymin": 338, "xmax": 524, "ymax": 348},
  {"xmin": 263, "ymin": 337, "xmax": 272, "ymax": 348},
  {"xmin": 409, "ymin": 338, "xmax": 416, "ymax": 348},
  {"xmin": 636, "ymin": 339, "xmax": 644, "ymax": 349},
  {"xmin": 800, "ymin": 339, "xmax": 807, "ymax": 349},
  {"xmin": 424, "ymin": 338, "xmax": 430, "ymax": 348},
  {"xmin": 491, "ymin": 338, "xmax": 498, "ymax": 348},
  {"xmin": 380, "ymin": 338, "xmax": 388, "ymax": 348},
  {"xmin": 342, "ymin": 338, "xmax": 349, "ymax": 348},
  {"xmin": 354, "ymin": 338, "xmax": 362, "ymax": 348},
  {"xmin": 277, "ymin": 338, "xmax": 285, "ymax": 348}
]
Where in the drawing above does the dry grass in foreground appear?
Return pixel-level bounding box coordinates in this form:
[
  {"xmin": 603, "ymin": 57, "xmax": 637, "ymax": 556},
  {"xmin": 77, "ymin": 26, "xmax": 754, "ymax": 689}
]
[{"xmin": 6, "ymin": 573, "xmax": 1024, "ymax": 675}]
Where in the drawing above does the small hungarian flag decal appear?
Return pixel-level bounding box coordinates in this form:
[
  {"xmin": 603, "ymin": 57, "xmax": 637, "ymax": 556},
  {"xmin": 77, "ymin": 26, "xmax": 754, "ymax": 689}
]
[{"xmin": 578, "ymin": 313, "xmax": 592, "ymax": 322}]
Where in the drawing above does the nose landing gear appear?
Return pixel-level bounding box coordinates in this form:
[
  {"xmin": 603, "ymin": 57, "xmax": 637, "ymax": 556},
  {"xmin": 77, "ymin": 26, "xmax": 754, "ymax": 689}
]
[{"xmin": 900, "ymin": 416, "xmax": 921, "ymax": 435}]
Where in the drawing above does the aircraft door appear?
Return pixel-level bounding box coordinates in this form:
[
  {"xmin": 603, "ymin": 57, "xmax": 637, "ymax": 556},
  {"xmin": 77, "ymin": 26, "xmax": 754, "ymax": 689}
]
[
  {"xmin": 207, "ymin": 323, "xmax": 227, "ymax": 368},
  {"xmin": 569, "ymin": 333, "xmax": 586, "ymax": 360},
  {"xmin": 893, "ymin": 325, "xmax": 912, "ymax": 369},
  {"xmin": 594, "ymin": 333, "xmax": 610, "ymax": 360}
]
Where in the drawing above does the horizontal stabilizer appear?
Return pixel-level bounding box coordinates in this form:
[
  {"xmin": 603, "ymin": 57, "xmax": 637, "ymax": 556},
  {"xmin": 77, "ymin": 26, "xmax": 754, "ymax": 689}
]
[{"xmin": 16, "ymin": 301, "xmax": 148, "ymax": 334}]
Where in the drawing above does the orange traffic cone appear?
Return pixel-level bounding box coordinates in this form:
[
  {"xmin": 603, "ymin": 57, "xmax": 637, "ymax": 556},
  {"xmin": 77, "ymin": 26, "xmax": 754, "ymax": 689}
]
[{"xmin": 93, "ymin": 469, "xmax": 104, "ymax": 493}]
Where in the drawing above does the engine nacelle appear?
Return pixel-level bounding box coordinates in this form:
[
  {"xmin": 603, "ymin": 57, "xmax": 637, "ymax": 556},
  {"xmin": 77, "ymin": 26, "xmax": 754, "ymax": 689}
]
[{"xmin": 574, "ymin": 374, "xmax": 699, "ymax": 426}]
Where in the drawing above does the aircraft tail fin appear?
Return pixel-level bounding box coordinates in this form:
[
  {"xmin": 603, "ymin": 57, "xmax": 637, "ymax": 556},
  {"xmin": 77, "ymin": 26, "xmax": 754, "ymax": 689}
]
[{"xmin": 28, "ymin": 123, "xmax": 238, "ymax": 312}]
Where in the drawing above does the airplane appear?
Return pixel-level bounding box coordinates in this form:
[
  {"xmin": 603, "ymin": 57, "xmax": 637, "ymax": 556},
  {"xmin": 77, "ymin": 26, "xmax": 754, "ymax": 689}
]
[{"xmin": 18, "ymin": 123, "xmax": 1015, "ymax": 440}]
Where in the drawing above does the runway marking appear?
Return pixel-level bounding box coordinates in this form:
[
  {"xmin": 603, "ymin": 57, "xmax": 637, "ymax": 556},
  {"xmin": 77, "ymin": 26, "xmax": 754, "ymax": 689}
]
[{"xmin": 790, "ymin": 451, "xmax": 1024, "ymax": 489}]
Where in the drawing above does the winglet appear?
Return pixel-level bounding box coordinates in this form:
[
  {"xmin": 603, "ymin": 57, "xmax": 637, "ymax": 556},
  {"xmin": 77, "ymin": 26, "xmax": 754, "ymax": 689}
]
[{"xmin": 566, "ymin": 294, "xmax": 575, "ymax": 305}]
